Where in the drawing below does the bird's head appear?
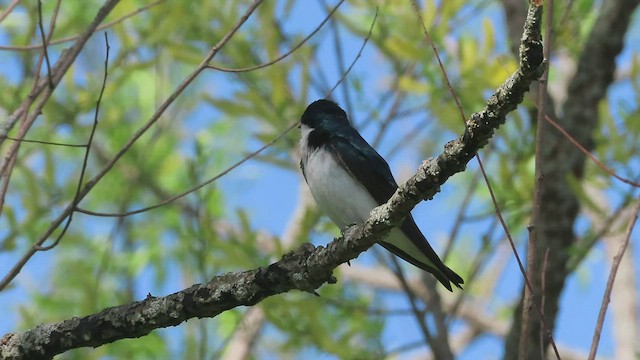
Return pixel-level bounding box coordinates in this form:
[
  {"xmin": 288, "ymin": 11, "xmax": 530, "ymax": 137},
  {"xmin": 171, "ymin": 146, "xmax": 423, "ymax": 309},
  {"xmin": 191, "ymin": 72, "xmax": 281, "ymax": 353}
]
[{"xmin": 301, "ymin": 99, "xmax": 350, "ymax": 130}]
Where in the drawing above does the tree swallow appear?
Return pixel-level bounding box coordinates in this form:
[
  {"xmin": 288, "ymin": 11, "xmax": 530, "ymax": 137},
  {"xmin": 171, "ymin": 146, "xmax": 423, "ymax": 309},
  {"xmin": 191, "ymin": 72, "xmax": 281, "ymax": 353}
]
[{"xmin": 299, "ymin": 99, "xmax": 463, "ymax": 291}]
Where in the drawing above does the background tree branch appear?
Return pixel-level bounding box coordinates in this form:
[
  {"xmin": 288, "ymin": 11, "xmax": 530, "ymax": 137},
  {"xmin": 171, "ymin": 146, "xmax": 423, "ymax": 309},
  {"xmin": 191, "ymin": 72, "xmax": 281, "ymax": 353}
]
[{"xmin": 502, "ymin": 0, "xmax": 640, "ymax": 358}]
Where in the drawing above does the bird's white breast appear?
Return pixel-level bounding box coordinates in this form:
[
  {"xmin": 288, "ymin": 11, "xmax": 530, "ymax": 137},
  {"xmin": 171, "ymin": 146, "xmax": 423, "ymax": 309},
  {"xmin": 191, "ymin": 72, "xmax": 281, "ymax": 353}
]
[
  {"xmin": 300, "ymin": 125, "xmax": 436, "ymax": 269},
  {"xmin": 300, "ymin": 125, "xmax": 378, "ymax": 228}
]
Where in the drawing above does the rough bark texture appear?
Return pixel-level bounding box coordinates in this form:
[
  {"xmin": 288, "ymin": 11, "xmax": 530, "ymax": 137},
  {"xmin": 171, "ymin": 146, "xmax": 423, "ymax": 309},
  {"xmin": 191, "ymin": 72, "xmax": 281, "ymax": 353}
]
[
  {"xmin": 0, "ymin": 3, "xmax": 545, "ymax": 360},
  {"xmin": 502, "ymin": 0, "xmax": 640, "ymax": 358}
]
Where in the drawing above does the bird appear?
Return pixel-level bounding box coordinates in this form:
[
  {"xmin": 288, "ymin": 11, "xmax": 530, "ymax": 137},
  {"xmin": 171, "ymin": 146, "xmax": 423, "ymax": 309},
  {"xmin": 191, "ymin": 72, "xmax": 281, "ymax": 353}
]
[{"xmin": 299, "ymin": 99, "xmax": 463, "ymax": 291}]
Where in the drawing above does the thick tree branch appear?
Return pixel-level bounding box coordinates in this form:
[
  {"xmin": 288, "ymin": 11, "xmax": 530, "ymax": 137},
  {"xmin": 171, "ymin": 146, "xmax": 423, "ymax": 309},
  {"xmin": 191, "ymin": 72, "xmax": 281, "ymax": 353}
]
[{"xmin": 0, "ymin": 3, "xmax": 544, "ymax": 359}]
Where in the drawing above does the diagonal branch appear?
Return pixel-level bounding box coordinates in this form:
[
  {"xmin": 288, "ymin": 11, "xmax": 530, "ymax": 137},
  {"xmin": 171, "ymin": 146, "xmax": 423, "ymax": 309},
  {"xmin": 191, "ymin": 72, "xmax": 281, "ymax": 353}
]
[
  {"xmin": 588, "ymin": 197, "xmax": 640, "ymax": 360},
  {"xmin": 0, "ymin": 2, "xmax": 544, "ymax": 359}
]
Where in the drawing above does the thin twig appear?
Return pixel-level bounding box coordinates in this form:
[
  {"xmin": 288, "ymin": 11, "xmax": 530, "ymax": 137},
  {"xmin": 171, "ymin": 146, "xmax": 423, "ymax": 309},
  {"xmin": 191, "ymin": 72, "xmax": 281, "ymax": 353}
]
[
  {"xmin": 76, "ymin": 121, "xmax": 298, "ymax": 217},
  {"xmin": 36, "ymin": 0, "xmax": 53, "ymax": 88},
  {"xmin": 385, "ymin": 340, "xmax": 428, "ymax": 357},
  {"xmin": 356, "ymin": 63, "xmax": 417, "ymax": 130},
  {"xmin": 558, "ymin": 0, "xmax": 575, "ymax": 28},
  {"xmin": 385, "ymin": 117, "xmax": 429, "ymax": 158},
  {"xmin": 371, "ymin": 82, "xmax": 407, "ymax": 147},
  {"xmin": 493, "ymin": 12, "xmax": 640, "ymax": 189},
  {"xmin": 442, "ymin": 165, "xmax": 485, "ymax": 261},
  {"xmin": 446, "ymin": 219, "xmax": 500, "ymax": 322},
  {"xmin": 0, "ymin": 135, "xmax": 85, "ymax": 147},
  {"xmin": 328, "ymin": 8, "xmax": 377, "ymax": 95},
  {"xmin": 522, "ymin": 0, "xmax": 553, "ymax": 357},
  {"xmin": 207, "ymin": 0, "xmax": 344, "ymax": 73},
  {"xmin": 540, "ymin": 247, "xmax": 550, "ymax": 359},
  {"xmin": 0, "ymin": 1, "xmax": 165, "ymax": 51},
  {"xmin": 588, "ymin": 197, "xmax": 640, "ymax": 360},
  {"xmin": 322, "ymin": 0, "xmax": 355, "ymax": 122},
  {"xmin": 543, "ymin": 114, "xmax": 640, "ymax": 187},
  {"xmin": 0, "ymin": 153, "xmax": 17, "ymax": 218},
  {"xmin": 568, "ymin": 188, "xmax": 638, "ymax": 271},
  {"xmin": 384, "ymin": 254, "xmax": 439, "ymax": 356},
  {"xmin": 35, "ymin": 33, "xmax": 110, "ymax": 251},
  {"xmin": 0, "ymin": 0, "xmax": 20, "ymax": 24}
]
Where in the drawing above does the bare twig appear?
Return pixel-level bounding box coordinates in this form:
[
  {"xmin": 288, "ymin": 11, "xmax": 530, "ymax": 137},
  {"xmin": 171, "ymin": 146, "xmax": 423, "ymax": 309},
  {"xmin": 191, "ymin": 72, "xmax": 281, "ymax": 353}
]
[
  {"xmin": 36, "ymin": 0, "xmax": 53, "ymax": 88},
  {"xmin": 588, "ymin": 197, "xmax": 640, "ymax": 360},
  {"xmin": 328, "ymin": 8, "xmax": 377, "ymax": 95},
  {"xmin": 508, "ymin": 0, "xmax": 640, "ymax": 355},
  {"xmin": 543, "ymin": 114, "xmax": 640, "ymax": 187},
  {"xmin": 322, "ymin": 0, "xmax": 355, "ymax": 121},
  {"xmin": 0, "ymin": 1, "xmax": 165, "ymax": 51},
  {"xmin": 447, "ymin": 219, "xmax": 500, "ymax": 323},
  {"xmin": 0, "ymin": 0, "xmax": 20, "ymax": 24},
  {"xmin": 207, "ymin": 0, "xmax": 345, "ymax": 73},
  {"xmin": 34, "ymin": 32, "xmax": 110, "ymax": 252},
  {"xmin": 356, "ymin": 63, "xmax": 417, "ymax": 130},
  {"xmin": 382, "ymin": 254, "xmax": 440, "ymax": 358},
  {"xmin": 582, "ymin": 186, "xmax": 639, "ymax": 360},
  {"xmin": 0, "ymin": 0, "xmax": 61, "ymax": 217},
  {"xmin": 497, "ymin": 5, "xmax": 640, "ymax": 189},
  {"xmin": 569, "ymin": 188, "xmax": 638, "ymax": 271},
  {"xmin": 75, "ymin": 121, "xmax": 298, "ymax": 217},
  {"xmin": 0, "ymin": 135, "xmax": 85, "ymax": 147},
  {"xmin": 522, "ymin": 0, "xmax": 554, "ymax": 358},
  {"xmin": 342, "ymin": 264, "xmax": 601, "ymax": 360},
  {"xmin": 558, "ymin": 0, "xmax": 575, "ymax": 28},
  {"xmin": 0, "ymin": 152, "xmax": 17, "ymax": 217},
  {"xmin": 371, "ymin": 70, "xmax": 412, "ymax": 147},
  {"xmin": 540, "ymin": 247, "xmax": 550, "ymax": 359},
  {"xmin": 442, "ymin": 166, "xmax": 484, "ymax": 261}
]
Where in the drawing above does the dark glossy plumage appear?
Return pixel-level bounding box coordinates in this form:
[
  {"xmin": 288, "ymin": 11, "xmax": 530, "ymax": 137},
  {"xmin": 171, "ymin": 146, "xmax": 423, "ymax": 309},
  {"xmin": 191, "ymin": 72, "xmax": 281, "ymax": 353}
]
[{"xmin": 300, "ymin": 99, "xmax": 463, "ymax": 291}]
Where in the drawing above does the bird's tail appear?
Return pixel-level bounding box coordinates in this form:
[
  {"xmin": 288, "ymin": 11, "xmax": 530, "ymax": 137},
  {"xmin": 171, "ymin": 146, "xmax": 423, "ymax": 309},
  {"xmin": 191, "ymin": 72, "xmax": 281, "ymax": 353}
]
[{"xmin": 380, "ymin": 218, "xmax": 464, "ymax": 291}]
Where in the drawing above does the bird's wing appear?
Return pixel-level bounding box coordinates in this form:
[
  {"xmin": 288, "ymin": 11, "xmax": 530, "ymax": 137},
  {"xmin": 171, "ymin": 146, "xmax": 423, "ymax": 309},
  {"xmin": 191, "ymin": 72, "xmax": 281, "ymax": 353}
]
[{"xmin": 327, "ymin": 127, "xmax": 399, "ymax": 205}]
